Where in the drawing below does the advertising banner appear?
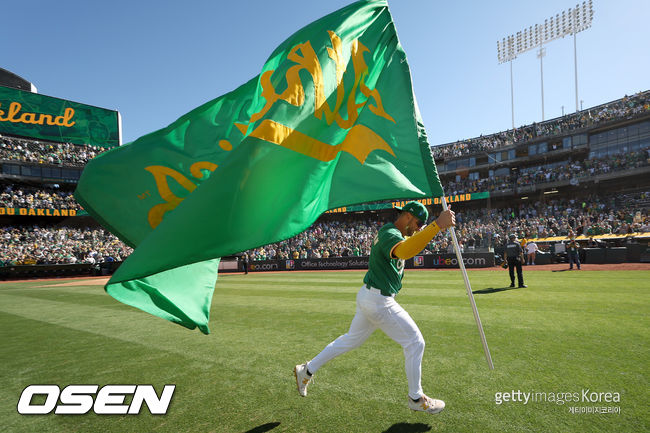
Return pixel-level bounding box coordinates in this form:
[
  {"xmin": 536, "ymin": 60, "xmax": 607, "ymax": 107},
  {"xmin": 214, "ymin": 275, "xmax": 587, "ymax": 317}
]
[
  {"xmin": 245, "ymin": 254, "xmax": 494, "ymax": 272},
  {"xmin": 407, "ymin": 253, "xmax": 495, "ymax": 268},
  {"xmin": 326, "ymin": 192, "xmax": 491, "ymax": 214},
  {"xmin": 292, "ymin": 257, "xmax": 370, "ymax": 270}
]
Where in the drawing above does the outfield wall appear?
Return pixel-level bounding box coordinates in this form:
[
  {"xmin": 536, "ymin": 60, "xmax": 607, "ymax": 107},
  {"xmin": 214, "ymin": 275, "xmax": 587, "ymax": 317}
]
[
  {"xmin": 2, "ymin": 247, "xmax": 647, "ymax": 280},
  {"xmin": 244, "ymin": 253, "xmax": 495, "ymax": 273},
  {"xmin": 0, "ymin": 261, "xmax": 119, "ymax": 280}
]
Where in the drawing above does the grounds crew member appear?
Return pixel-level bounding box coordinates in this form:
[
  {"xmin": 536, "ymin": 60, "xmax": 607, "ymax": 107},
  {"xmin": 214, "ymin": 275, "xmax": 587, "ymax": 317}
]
[
  {"xmin": 505, "ymin": 233, "xmax": 527, "ymax": 288},
  {"xmin": 294, "ymin": 201, "xmax": 455, "ymax": 415},
  {"xmin": 567, "ymin": 232, "xmax": 581, "ymax": 270}
]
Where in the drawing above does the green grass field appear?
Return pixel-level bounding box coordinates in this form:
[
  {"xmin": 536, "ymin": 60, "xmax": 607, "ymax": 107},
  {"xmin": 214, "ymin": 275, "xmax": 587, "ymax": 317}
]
[{"xmin": 1, "ymin": 269, "xmax": 648, "ymax": 433}]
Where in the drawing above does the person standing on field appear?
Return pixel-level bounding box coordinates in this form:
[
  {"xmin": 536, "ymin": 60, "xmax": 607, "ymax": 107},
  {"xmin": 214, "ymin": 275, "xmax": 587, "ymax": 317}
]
[
  {"xmin": 526, "ymin": 240, "xmax": 538, "ymax": 265},
  {"xmin": 567, "ymin": 232, "xmax": 581, "ymax": 270},
  {"xmin": 505, "ymin": 233, "xmax": 527, "ymax": 288},
  {"xmin": 294, "ymin": 201, "xmax": 455, "ymax": 415}
]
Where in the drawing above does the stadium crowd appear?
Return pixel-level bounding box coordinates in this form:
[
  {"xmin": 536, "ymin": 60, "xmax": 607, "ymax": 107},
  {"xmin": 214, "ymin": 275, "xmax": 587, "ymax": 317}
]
[
  {"xmin": 0, "ymin": 135, "xmax": 105, "ymax": 166},
  {"xmin": 450, "ymin": 193, "xmax": 649, "ymax": 252},
  {"xmin": 432, "ymin": 90, "xmax": 650, "ymax": 160},
  {"xmin": 1, "ymin": 192, "xmax": 647, "ymax": 266},
  {"xmin": 444, "ymin": 150, "xmax": 649, "ymax": 195},
  {"xmin": 0, "ymin": 184, "xmax": 81, "ymax": 210},
  {"xmin": 0, "ymin": 149, "xmax": 645, "ymax": 213},
  {"xmin": 245, "ymin": 220, "xmax": 382, "ymax": 261},
  {"xmin": 0, "ymin": 226, "xmax": 132, "ymax": 266},
  {"xmin": 244, "ymin": 192, "xmax": 649, "ymax": 261}
]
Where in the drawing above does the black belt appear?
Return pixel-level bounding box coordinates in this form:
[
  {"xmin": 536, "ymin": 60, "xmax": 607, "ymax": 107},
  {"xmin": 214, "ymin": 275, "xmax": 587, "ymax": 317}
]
[{"xmin": 364, "ymin": 284, "xmax": 395, "ymax": 298}]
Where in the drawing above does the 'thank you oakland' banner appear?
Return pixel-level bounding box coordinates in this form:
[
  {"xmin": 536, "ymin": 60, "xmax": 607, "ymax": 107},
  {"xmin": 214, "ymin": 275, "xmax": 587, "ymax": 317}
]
[{"xmin": 0, "ymin": 86, "xmax": 120, "ymax": 147}]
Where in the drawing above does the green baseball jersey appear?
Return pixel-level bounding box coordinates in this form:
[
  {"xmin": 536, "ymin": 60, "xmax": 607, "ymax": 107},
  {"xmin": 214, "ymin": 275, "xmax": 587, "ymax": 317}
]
[{"xmin": 363, "ymin": 223, "xmax": 405, "ymax": 296}]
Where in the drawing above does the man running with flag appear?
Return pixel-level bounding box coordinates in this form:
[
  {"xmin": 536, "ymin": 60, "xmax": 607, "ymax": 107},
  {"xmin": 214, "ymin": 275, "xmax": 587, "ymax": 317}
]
[{"xmin": 294, "ymin": 202, "xmax": 455, "ymax": 415}]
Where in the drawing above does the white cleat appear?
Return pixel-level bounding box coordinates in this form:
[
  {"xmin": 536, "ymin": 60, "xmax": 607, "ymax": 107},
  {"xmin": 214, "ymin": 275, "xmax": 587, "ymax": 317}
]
[
  {"xmin": 408, "ymin": 394, "xmax": 445, "ymax": 415},
  {"xmin": 293, "ymin": 363, "xmax": 313, "ymax": 397}
]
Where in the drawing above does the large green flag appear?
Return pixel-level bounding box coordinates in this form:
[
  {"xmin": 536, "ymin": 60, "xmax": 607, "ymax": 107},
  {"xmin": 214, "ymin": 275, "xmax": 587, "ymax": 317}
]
[{"xmin": 75, "ymin": 0, "xmax": 443, "ymax": 334}]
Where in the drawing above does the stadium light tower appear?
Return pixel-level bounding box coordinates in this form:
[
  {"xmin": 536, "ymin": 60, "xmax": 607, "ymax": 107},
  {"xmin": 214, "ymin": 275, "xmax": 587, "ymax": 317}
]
[{"xmin": 497, "ymin": 0, "xmax": 594, "ymax": 124}]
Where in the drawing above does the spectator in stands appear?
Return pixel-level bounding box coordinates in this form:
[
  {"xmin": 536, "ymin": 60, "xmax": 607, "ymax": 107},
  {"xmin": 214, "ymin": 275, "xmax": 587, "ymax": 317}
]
[
  {"xmin": 0, "ymin": 184, "xmax": 80, "ymax": 210},
  {"xmin": 0, "ymin": 135, "xmax": 106, "ymax": 167},
  {"xmin": 441, "ymin": 150, "xmax": 648, "ymax": 197},
  {"xmin": 0, "ymin": 225, "xmax": 132, "ymax": 266},
  {"xmin": 431, "ymin": 90, "xmax": 649, "ymax": 161}
]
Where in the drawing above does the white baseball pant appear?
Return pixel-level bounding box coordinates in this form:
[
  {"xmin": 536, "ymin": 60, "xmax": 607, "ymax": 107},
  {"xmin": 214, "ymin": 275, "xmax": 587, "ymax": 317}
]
[{"xmin": 307, "ymin": 285, "xmax": 425, "ymax": 400}]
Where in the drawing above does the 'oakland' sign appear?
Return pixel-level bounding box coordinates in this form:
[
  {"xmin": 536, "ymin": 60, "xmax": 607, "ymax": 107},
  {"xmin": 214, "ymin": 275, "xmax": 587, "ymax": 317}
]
[{"xmin": 0, "ymin": 86, "xmax": 120, "ymax": 147}]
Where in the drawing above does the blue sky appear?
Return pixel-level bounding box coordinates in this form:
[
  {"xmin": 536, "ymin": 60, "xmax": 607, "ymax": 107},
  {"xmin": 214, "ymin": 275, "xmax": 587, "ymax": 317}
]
[{"xmin": 3, "ymin": 0, "xmax": 649, "ymax": 146}]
